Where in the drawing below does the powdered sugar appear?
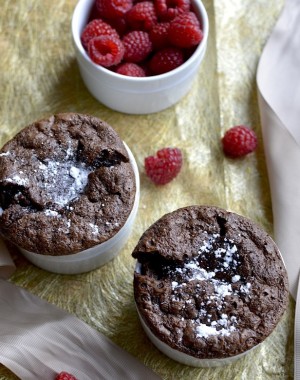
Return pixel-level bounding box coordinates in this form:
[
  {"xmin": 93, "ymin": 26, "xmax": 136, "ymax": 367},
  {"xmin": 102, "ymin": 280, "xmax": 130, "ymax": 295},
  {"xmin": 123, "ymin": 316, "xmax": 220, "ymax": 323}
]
[
  {"xmin": 37, "ymin": 158, "xmax": 92, "ymax": 206},
  {"xmin": 195, "ymin": 315, "xmax": 237, "ymax": 338},
  {"xmin": 0, "ymin": 151, "xmax": 10, "ymax": 157},
  {"xmin": 89, "ymin": 223, "xmax": 99, "ymax": 235},
  {"xmin": 1, "ymin": 144, "xmax": 92, "ymax": 208},
  {"xmin": 168, "ymin": 233, "xmax": 252, "ymax": 338},
  {"xmin": 44, "ymin": 209, "xmax": 59, "ymax": 217},
  {"xmin": 6, "ymin": 175, "xmax": 28, "ymax": 186}
]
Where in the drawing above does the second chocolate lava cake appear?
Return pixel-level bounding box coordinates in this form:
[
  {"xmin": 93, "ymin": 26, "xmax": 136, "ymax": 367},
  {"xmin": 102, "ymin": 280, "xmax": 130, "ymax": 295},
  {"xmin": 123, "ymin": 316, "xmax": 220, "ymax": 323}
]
[{"xmin": 132, "ymin": 205, "xmax": 289, "ymax": 359}]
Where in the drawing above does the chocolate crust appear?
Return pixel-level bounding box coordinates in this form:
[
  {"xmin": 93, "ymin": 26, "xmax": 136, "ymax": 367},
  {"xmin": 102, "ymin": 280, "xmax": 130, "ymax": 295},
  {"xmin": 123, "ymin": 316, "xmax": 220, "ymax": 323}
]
[
  {"xmin": 132, "ymin": 205, "xmax": 289, "ymax": 359},
  {"xmin": 0, "ymin": 113, "xmax": 136, "ymax": 255}
]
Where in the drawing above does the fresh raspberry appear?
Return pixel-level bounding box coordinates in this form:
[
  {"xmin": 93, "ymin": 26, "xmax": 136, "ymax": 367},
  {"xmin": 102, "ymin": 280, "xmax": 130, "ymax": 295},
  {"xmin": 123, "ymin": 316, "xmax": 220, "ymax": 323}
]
[
  {"xmin": 116, "ymin": 62, "xmax": 146, "ymax": 76},
  {"xmin": 122, "ymin": 31, "xmax": 152, "ymax": 63},
  {"xmin": 168, "ymin": 11, "xmax": 203, "ymax": 48},
  {"xmin": 81, "ymin": 19, "xmax": 119, "ymax": 50},
  {"xmin": 149, "ymin": 47, "xmax": 184, "ymax": 74},
  {"xmin": 154, "ymin": 0, "xmax": 191, "ymax": 21},
  {"xmin": 149, "ymin": 22, "xmax": 170, "ymax": 50},
  {"xmin": 126, "ymin": 1, "xmax": 157, "ymax": 31},
  {"xmin": 221, "ymin": 125, "xmax": 258, "ymax": 158},
  {"xmin": 96, "ymin": 0, "xmax": 133, "ymax": 20},
  {"xmin": 55, "ymin": 372, "xmax": 78, "ymax": 380},
  {"xmin": 145, "ymin": 147, "xmax": 183, "ymax": 185},
  {"xmin": 88, "ymin": 35, "xmax": 125, "ymax": 67},
  {"xmin": 107, "ymin": 17, "xmax": 127, "ymax": 36}
]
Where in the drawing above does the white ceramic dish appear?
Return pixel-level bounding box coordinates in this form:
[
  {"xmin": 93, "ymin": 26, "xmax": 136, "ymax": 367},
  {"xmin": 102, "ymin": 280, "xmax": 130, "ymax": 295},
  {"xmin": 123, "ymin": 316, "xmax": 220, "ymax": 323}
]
[
  {"xmin": 71, "ymin": 0, "xmax": 209, "ymax": 114},
  {"xmin": 19, "ymin": 143, "xmax": 140, "ymax": 275},
  {"xmin": 134, "ymin": 261, "xmax": 260, "ymax": 367}
]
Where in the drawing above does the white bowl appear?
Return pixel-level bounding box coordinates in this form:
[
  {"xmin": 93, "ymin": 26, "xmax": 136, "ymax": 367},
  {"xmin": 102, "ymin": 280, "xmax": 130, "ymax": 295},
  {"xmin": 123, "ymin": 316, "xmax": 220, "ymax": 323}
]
[
  {"xmin": 19, "ymin": 143, "xmax": 140, "ymax": 275},
  {"xmin": 71, "ymin": 0, "xmax": 209, "ymax": 114},
  {"xmin": 134, "ymin": 261, "xmax": 260, "ymax": 368}
]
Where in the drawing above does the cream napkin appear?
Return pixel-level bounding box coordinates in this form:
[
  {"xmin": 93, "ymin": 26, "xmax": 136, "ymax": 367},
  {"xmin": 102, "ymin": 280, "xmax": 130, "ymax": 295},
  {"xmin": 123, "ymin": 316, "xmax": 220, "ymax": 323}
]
[
  {"xmin": 257, "ymin": 0, "xmax": 300, "ymax": 301},
  {"xmin": 0, "ymin": 245, "xmax": 160, "ymax": 380}
]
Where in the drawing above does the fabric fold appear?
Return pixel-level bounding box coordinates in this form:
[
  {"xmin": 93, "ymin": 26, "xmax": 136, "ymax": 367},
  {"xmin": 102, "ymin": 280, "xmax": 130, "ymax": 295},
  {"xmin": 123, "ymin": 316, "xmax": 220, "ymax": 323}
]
[
  {"xmin": 0, "ymin": 236, "xmax": 160, "ymax": 379},
  {"xmin": 0, "ymin": 279, "xmax": 161, "ymax": 380},
  {"xmin": 257, "ymin": 0, "xmax": 300, "ymax": 300}
]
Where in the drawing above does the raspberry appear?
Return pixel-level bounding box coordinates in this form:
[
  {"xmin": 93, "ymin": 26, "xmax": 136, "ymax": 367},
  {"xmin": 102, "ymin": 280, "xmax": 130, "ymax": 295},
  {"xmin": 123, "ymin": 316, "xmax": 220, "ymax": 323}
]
[
  {"xmin": 96, "ymin": 0, "xmax": 133, "ymax": 19},
  {"xmin": 55, "ymin": 372, "xmax": 78, "ymax": 380},
  {"xmin": 122, "ymin": 31, "xmax": 152, "ymax": 63},
  {"xmin": 145, "ymin": 147, "xmax": 183, "ymax": 185},
  {"xmin": 149, "ymin": 22, "xmax": 170, "ymax": 50},
  {"xmin": 221, "ymin": 125, "xmax": 258, "ymax": 158},
  {"xmin": 107, "ymin": 17, "xmax": 127, "ymax": 36},
  {"xmin": 81, "ymin": 19, "xmax": 119, "ymax": 50},
  {"xmin": 116, "ymin": 62, "xmax": 146, "ymax": 76},
  {"xmin": 126, "ymin": 1, "xmax": 157, "ymax": 31},
  {"xmin": 168, "ymin": 12, "xmax": 203, "ymax": 48},
  {"xmin": 88, "ymin": 35, "xmax": 125, "ymax": 67},
  {"xmin": 149, "ymin": 47, "xmax": 184, "ymax": 74},
  {"xmin": 154, "ymin": 0, "xmax": 191, "ymax": 21}
]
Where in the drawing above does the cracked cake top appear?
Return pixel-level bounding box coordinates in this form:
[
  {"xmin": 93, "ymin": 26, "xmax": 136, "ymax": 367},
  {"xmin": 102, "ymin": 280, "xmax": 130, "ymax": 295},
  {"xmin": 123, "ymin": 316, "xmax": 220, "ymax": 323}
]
[
  {"xmin": 132, "ymin": 205, "xmax": 289, "ymax": 359},
  {"xmin": 0, "ymin": 113, "xmax": 136, "ymax": 255}
]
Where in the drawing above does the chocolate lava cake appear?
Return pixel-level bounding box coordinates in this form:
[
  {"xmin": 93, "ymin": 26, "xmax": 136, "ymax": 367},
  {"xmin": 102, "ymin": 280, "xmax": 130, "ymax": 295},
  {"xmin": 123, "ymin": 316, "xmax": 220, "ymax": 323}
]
[
  {"xmin": 0, "ymin": 113, "xmax": 136, "ymax": 255},
  {"xmin": 133, "ymin": 205, "xmax": 289, "ymax": 359}
]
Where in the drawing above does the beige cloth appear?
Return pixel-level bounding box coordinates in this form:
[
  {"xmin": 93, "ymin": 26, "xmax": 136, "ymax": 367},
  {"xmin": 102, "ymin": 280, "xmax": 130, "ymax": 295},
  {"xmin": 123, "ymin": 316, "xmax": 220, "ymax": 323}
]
[
  {"xmin": 257, "ymin": 0, "xmax": 300, "ymax": 300},
  {"xmin": 0, "ymin": 279, "xmax": 161, "ymax": 380}
]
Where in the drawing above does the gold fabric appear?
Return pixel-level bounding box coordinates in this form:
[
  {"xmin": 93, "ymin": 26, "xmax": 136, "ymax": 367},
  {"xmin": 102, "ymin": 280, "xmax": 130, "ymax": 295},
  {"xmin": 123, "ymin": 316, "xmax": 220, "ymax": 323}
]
[{"xmin": 0, "ymin": 0, "xmax": 294, "ymax": 379}]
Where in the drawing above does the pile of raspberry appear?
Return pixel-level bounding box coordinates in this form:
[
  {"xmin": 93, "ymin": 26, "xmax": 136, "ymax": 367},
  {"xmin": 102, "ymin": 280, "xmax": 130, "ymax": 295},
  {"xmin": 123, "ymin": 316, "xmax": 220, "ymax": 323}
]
[{"xmin": 81, "ymin": 0, "xmax": 204, "ymax": 77}]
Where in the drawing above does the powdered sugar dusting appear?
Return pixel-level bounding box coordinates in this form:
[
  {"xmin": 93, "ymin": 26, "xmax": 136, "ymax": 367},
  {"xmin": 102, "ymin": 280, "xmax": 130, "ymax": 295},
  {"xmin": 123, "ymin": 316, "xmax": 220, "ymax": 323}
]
[
  {"xmin": 196, "ymin": 315, "xmax": 237, "ymax": 337},
  {"xmin": 89, "ymin": 223, "xmax": 99, "ymax": 235},
  {"xmin": 0, "ymin": 151, "xmax": 10, "ymax": 157},
  {"xmin": 6, "ymin": 175, "xmax": 28, "ymax": 186},
  {"xmin": 37, "ymin": 158, "xmax": 91, "ymax": 206},
  {"xmin": 1, "ymin": 143, "xmax": 93, "ymax": 208},
  {"xmin": 167, "ymin": 233, "xmax": 252, "ymax": 339},
  {"xmin": 44, "ymin": 209, "xmax": 59, "ymax": 217}
]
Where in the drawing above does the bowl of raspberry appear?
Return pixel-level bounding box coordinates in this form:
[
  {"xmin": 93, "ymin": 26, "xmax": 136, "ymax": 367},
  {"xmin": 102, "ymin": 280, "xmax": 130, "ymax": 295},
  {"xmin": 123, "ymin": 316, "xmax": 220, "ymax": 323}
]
[{"xmin": 72, "ymin": 0, "xmax": 209, "ymax": 114}]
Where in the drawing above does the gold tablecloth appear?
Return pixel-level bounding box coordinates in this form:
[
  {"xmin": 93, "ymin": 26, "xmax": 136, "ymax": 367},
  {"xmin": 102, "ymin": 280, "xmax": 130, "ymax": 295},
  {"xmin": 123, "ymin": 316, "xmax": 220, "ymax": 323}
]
[{"xmin": 0, "ymin": 0, "xmax": 295, "ymax": 379}]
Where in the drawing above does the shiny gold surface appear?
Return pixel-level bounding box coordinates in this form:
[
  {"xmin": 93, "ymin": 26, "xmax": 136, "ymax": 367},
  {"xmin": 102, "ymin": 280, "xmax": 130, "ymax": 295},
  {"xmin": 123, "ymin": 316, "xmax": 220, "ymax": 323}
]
[{"xmin": 0, "ymin": 0, "xmax": 294, "ymax": 379}]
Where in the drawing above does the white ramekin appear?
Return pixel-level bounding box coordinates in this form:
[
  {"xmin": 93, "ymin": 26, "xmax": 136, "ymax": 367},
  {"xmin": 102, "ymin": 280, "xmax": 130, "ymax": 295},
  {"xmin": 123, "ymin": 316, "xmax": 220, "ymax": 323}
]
[
  {"xmin": 19, "ymin": 143, "xmax": 140, "ymax": 275},
  {"xmin": 71, "ymin": 0, "xmax": 209, "ymax": 114}
]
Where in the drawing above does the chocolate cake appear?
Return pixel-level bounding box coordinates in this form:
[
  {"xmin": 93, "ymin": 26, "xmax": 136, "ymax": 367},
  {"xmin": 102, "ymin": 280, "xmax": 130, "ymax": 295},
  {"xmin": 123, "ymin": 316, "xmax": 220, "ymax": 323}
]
[
  {"xmin": 0, "ymin": 113, "xmax": 136, "ymax": 256},
  {"xmin": 132, "ymin": 205, "xmax": 289, "ymax": 360}
]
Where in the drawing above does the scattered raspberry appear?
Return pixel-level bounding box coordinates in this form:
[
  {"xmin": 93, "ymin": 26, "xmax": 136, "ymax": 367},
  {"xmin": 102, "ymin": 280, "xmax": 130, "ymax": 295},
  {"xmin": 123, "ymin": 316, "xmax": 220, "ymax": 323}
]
[
  {"xmin": 154, "ymin": 0, "xmax": 190, "ymax": 21},
  {"xmin": 149, "ymin": 47, "xmax": 184, "ymax": 74},
  {"xmin": 123, "ymin": 31, "xmax": 152, "ymax": 63},
  {"xmin": 116, "ymin": 62, "xmax": 146, "ymax": 76},
  {"xmin": 81, "ymin": 19, "xmax": 119, "ymax": 50},
  {"xmin": 145, "ymin": 147, "xmax": 183, "ymax": 185},
  {"xmin": 88, "ymin": 35, "xmax": 125, "ymax": 67},
  {"xmin": 168, "ymin": 12, "xmax": 203, "ymax": 48},
  {"xmin": 96, "ymin": 0, "xmax": 133, "ymax": 20},
  {"xmin": 221, "ymin": 125, "xmax": 258, "ymax": 158},
  {"xmin": 126, "ymin": 1, "xmax": 157, "ymax": 31},
  {"xmin": 55, "ymin": 372, "xmax": 78, "ymax": 380},
  {"xmin": 149, "ymin": 22, "xmax": 170, "ymax": 50}
]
